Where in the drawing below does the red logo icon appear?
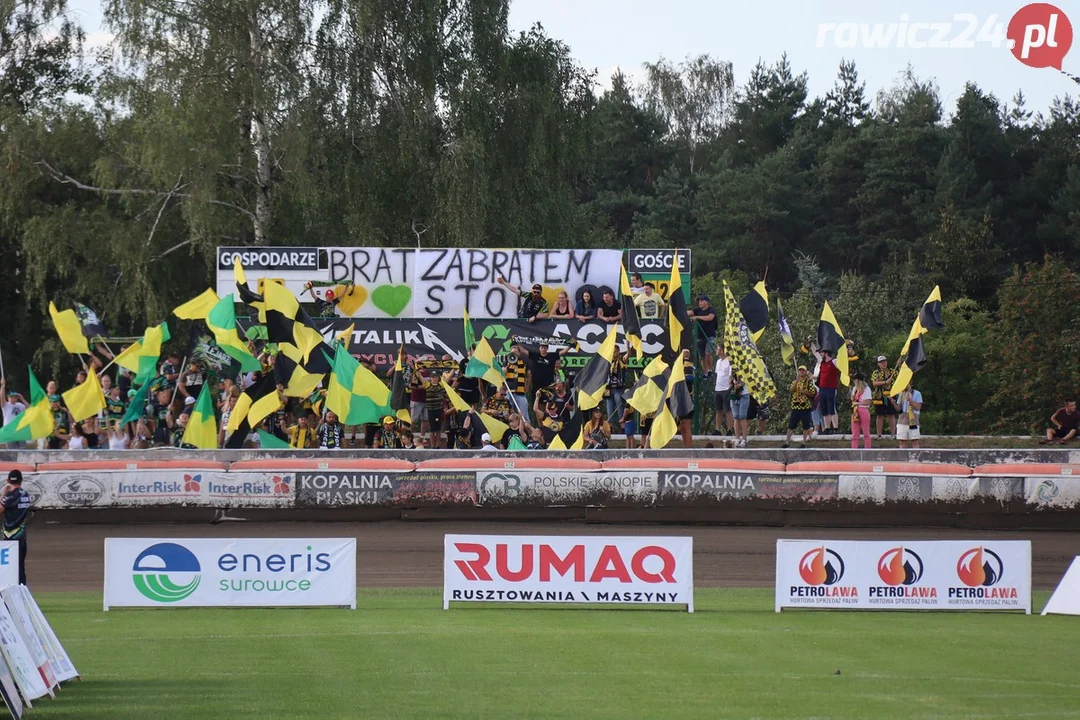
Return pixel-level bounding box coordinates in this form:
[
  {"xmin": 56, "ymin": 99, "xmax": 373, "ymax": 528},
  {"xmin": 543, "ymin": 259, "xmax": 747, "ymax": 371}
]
[
  {"xmin": 956, "ymin": 547, "xmax": 1005, "ymax": 587},
  {"xmin": 183, "ymin": 474, "xmax": 201, "ymax": 492},
  {"xmin": 877, "ymin": 547, "xmax": 924, "ymax": 586},
  {"xmin": 1008, "ymin": 3, "xmax": 1072, "ymax": 69},
  {"xmin": 273, "ymin": 475, "xmax": 291, "ymax": 494},
  {"xmin": 798, "ymin": 547, "xmax": 845, "ymax": 586}
]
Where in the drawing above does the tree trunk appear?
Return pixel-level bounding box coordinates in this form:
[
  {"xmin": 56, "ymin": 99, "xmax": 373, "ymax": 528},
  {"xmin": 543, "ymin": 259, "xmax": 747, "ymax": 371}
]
[{"xmin": 249, "ymin": 9, "xmax": 271, "ymax": 245}]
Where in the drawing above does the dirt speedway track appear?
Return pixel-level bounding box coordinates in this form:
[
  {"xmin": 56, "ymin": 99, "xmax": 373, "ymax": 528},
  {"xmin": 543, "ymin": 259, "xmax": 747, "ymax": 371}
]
[{"xmin": 27, "ymin": 520, "xmax": 1080, "ymax": 593}]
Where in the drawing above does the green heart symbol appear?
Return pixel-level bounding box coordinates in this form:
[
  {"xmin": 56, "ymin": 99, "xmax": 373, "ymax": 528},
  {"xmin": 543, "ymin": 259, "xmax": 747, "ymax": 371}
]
[{"xmin": 371, "ymin": 284, "xmax": 412, "ymax": 317}]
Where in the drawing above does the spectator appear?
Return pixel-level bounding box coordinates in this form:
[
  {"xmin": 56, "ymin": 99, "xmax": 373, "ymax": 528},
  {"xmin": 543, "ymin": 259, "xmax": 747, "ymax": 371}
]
[
  {"xmin": 713, "ymin": 345, "xmax": 732, "ymax": 436},
  {"xmin": 871, "ymin": 355, "xmax": 898, "ymax": 439},
  {"xmin": 178, "ymin": 360, "xmax": 205, "ymax": 401},
  {"xmin": 496, "ymin": 277, "xmax": 548, "ymax": 322},
  {"xmin": 482, "ymin": 385, "xmax": 513, "ymax": 422},
  {"xmin": 574, "ymin": 290, "xmax": 597, "ymax": 322},
  {"xmin": 454, "ymin": 348, "xmax": 483, "ymax": 407},
  {"xmin": 850, "ymin": 372, "xmax": 873, "ymax": 449},
  {"xmin": 424, "ymin": 372, "xmax": 448, "ymax": 449},
  {"xmin": 584, "ymin": 407, "xmax": 611, "ymax": 449},
  {"xmin": 107, "ymin": 419, "xmax": 130, "ymax": 450},
  {"xmin": 729, "ymin": 373, "xmax": 750, "ymax": 448},
  {"xmin": 165, "ymin": 409, "xmax": 192, "ymax": 448},
  {"xmin": 689, "ymin": 295, "xmax": 718, "ymax": 369},
  {"xmin": 817, "ymin": 350, "xmax": 841, "ymax": 435},
  {"xmin": 606, "ymin": 352, "xmax": 628, "ymax": 433},
  {"xmin": 47, "ymin": 395, "xmax": 73, "ymax": 449},
  {"xmin": 549, "ymin": 291, "xmax": 574, "ymax": 319},
  {"xmin": 317, "ymin": 411, "xmax": 344, "ymax": 449},
  {"xmin": 104, "ymin": 385, "xmax": 126, "ymax": 427},
  {"xmin": 219, "ymin": 392, "xmax": 239, "ymax": 447},
  {"xmin": 534, "ymin": 373, "xmax": 573, "ymax": 421},
  {"xmin": 408, "ymin": 362, "xmax": 428, "ymax": 435},
  {"xmin": 501, "ymin": 413, "xmax": 531, "ymax": 448},
  {"xmin": 513, "ymin": 342, "xmax": 567, "ymax": 397},
  {"xmin": 504, "ymin": 350, "xmax": 530, "ymax": 419},
  {"xmin": 400, "ymin": 429, "xmax": 417, "ymax": 449},
  {"xmin": 633, "ymin": 283, "xmax": 666, "ymax": 320},
  {"xmin": 598, "ymin": 290, "xmax": 622, "ymax": 324},
  {"xmin": 480, "ymin": 432, "xmax": 499, "ymax": 451},
  {"xmin": 284, "ymin": 413, "xmax": 317, "ymax": 449},
  {"xmin": 67, "ymin": 422, "xmax": 87, "ymax": 450},
  {"xmin": 1, "ymin": 381, "xmax": 27, "ymax": 449},
  {"xmin": 375, "ymin": 417, "xmax": 402, "ymax": 449},
  {"xmin": 81, "ymin": 419, "xmax": 100, "ymax": 450},
  {"xmin": 305, "ymin": 282, "xmax": 349, "ymax": 318},
  {"xmin": 161, "ymin": 354, "xmax": 181, "ymax": 390},
  {"xmin": 783, "ymin": 365, "xmax": 817, "ymax": 448},
  {"xmin": 749, "ymin": 396, "xmax": 770, "ymax": 437},
  {"xmin": 1043, "ymin": 398, "xmax": 1078, "ymax": 445},
  {"xmin": 45, "ymin": 379, "xmax": 59, "ymax": 396},
  {"xmin": 74, "ymin": 368, "xmax": 87, "ymax": 386},
  {"xmin": 892, "ymin": 385, "xmax": 923, "ymax": 449},
  {"xmin": 525, "ymin": 426, "xmax": 546, "ymax": 450},
  {"xmin": 630, "ymin": 272, "xmax": 646, "ymax": 295},
  {"xmin": 620, "ymin": 405, "xmax": 638, "ymax": 449},
  {"xmin": 132, "ymin": 418, "xmax": 152, "ymax": 449}
]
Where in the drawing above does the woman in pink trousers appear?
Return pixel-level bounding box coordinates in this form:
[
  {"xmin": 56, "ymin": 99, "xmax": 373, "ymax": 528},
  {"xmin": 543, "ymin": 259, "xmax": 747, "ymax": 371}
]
[{"xmin": 849, "ymin": 373, "xmax": 872, "ymax": 449}]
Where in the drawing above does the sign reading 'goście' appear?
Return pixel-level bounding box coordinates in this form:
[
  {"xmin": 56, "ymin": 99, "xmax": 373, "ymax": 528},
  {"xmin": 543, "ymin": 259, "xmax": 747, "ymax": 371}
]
[
  {"xmin": 104, "ymin": 538, "xmax": 356, "ymax": 610},
  {"xmin": 774, "ymin": 540, "xmax": 1032, "ymax": 613},
  {"xmin": 443, "ymin": 535, "xmax": 694, "ymax": 612}
]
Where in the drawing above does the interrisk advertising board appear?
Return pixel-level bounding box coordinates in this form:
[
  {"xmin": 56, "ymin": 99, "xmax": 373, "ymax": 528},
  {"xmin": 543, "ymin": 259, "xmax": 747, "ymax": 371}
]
[
  {"xmin": 104, "ymin": 538, "xmax": 356, "ymax": 610},
  {"xmin": 775, "ymin": 540, "xmax": 1031, "ymax": 614},
  {"xmin": 443, "ymin": 535, "xmax": 694, "ymax": 612}
]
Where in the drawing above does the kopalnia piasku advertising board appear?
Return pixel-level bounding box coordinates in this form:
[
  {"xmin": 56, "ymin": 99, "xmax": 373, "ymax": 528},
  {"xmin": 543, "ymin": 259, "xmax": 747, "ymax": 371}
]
[
  {"xmin": 103, "ymin": 538, "xmax": 356, "ymax": 610},
  {"xmin": 774, "ymin": 540, "xmax": 1032, "ymax": 614},
  {"xmin": 443, "ymin": 535, "xmax": 694, "ymax": 612}
]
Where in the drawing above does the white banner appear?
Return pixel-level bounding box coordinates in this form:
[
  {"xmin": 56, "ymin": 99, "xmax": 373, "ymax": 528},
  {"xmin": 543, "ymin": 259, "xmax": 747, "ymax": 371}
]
[
  {"xmin": 215, "ymin": 246, "xmax": 623, "ymax": 319},
  {"xmin": 476, "ymin": 471, "xmax": 658, "ymax": 503},
  {"xmin": 1025, "ymin": 476, "xmax": 1080, "ymax": 508},
  {"xmin": 10, "ymin": 587, "xmax": 77, "ymax": 683},
  {"xmin": 0, "ymin": 590, "xmax": 55, "ymax": 694},
  {"xmin": 104, "ymin": 538, "xmax": 356, "ymax": 609},
  {"xmin": 1042, "ymin": 556, "xmax": 1080, "ymax": 616},
  {"xmin": 0, "ymin": 544, "xmax": 18, "ymax": 590},
  {"xmin": 0, "ymin": 603, "xmax": 48, "ymax": 703},
  {"xmin": 0, "ymin": 648, "xmax": 23, "ymax": 720},
  {"xmin": 775, "ymin": 540, "xmax": 1031, "ymax": 613},
  {"xmin": 444, "ymin": 535, "xmax": 693, "ymax": 612},
  {"xmin": 27, "ymin": 471, "xmax": 294, "ymax": 508}
]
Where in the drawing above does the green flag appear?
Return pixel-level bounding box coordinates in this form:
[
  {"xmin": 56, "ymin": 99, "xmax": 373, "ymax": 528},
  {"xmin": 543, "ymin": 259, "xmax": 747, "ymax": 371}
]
[
  {"xmin": 257, "ymin": 429, "xmax": 291, "ymax": 449},
  {"xmin": 121, "ymin": 370, "xmax": 153, "ymax": 425},
  {"xmin": 206, "ymin": 294, "xmax": 261, "ymax": 372}
]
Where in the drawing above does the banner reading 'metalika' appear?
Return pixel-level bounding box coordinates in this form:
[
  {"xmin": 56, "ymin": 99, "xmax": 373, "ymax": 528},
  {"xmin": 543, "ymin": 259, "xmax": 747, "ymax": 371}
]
[{"xmin": 217, "ymin": 247, "xmax": 623, "ymax": 319}]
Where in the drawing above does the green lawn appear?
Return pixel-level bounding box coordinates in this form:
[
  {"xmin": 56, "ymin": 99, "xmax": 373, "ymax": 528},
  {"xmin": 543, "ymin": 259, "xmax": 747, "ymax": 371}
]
[{"xmin": 27, "ymin": 589, "xmax": 1080, "ymax": 720}]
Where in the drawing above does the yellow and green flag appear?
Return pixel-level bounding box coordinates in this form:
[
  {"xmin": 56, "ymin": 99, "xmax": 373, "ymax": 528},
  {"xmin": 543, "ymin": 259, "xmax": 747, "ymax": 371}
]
[
  {"xmin": 62, "ymin": 366, "xmax": 107, "ymax": 423},
  {"xmin": 206, "ymin": 294, "xmax": 261, "ymax": 372},
  {"xmin": 173, "ymin": 289, "xmax": 221, "ymax": 320},
  {"xmin": 325, "ymin": 343, "xmax": 392, "ymax": 425},
  {"xmin": 49, "ymin": 302, "xmax": 90, "ymax": 355},
  {"xmin": 465, "ymin": 337, "xmax": 505, "ymax": 387},
  {"xmin": 181, "ymin": 383, "xmax": 218, "ymax": 449},
  {"xmin": 0, "ymin": 368, "xmax": 54, "ymax": 443},
  {"xmin": 112, "ymin": 322, "xmax": 171, "ymax": 379}
]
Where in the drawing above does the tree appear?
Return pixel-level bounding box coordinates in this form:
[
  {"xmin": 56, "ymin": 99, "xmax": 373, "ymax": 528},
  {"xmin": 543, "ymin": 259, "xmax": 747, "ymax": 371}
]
[{"xmin": 642, "ymin": 54, "xmax": 734, "ymax": 174}]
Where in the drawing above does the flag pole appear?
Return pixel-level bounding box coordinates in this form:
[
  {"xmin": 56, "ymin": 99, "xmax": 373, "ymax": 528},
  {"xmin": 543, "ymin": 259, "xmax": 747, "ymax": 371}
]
[
  {"xmin": 0, "ymin": 341, "xmax": 5, "ymax": 379},
  {"xmin": 168, "ymin": 355, "xmax": 189, "ymax": 408}
]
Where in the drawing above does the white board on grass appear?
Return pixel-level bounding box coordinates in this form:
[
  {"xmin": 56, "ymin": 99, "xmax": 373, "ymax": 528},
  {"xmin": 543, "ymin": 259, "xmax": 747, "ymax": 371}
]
[
  {"xmin": 1, "ymin": 588, "xmax": 56, "ymax": 694},
  {"xmin": 0, "ymin": 647, "xmax": 24, "ymax": 719},
  {"xmin": 1042, "ymin": 556, "xmax": 1080, "ymax": 616},
  {"xmin": 0, "ymin": 603, "xmax": 48, "ymax": 703},
  {"xmin": 15, "ymin": 587, "xmax": 77, "ymax": 682}
]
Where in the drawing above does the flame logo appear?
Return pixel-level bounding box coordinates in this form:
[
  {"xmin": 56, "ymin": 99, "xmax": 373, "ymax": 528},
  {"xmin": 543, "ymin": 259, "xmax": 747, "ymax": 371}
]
[
  {"xmin": 956, "ymin": 547, "xmax": 1004, "ymax": 587},
  {"xmin": 877, "ymin": 547, "xmax": 924, "ymax": 586},
  {"xmin": 798, "ymin": 547, "xmax": 845, "ymax": 585}
]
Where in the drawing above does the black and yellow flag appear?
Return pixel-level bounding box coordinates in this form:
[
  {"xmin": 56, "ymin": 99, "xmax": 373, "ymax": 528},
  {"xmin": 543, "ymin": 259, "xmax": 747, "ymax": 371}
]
[
  {"xmin": 817, "ymin": 301, "xmax": 850, "ymax": 386},
  {"xmin": 723, "ymin": 281, "xmax": 776, "ymax": 403},
  {"xmin": 888, "ymin": 287, "xmax": 944, "ymax": 396},
  {"xmin": 390, "ymin": 344, "xmax": 411, "ymax": 423},
  {"xmin": 624, "ymin": 356, "xmax": 670, "ymax": 416},
  {"xmin": 261, "ymin": 280, "xmax": 324, "ymax": 362},
  {"xmin": 274, "ymin": 343, "xmax": 324, "ymax": 398},
  {"xmin": 739, "ymin": 281, "xmax": 769, "ymax": 344},
  {"xmin": 619, "ymin": 263, "xmax": 643, "ymax": 357},
  {"xmin": 667, "ymin": 250, "xmax": 690, "ymax": 356},
  {"xmin": 225, "ymin": 374, "xmax": 279, "ymax": 449},
  {"xmin": 546, "ymin": 409, "xmax": 584, "ymax": 450},
  {"xmin": 576, "ymin": 325, "xmax": 619, "ymax": 411},
  {"xmin": 648, "ymin": 359, "xmax": 692, "ymax": 449}
]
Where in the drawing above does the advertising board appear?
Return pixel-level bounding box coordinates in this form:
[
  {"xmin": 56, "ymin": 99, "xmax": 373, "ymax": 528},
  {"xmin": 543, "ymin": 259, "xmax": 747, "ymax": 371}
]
[{"xmin": 104, "ymin": 538, "xmax": 356, "ymax": 609}]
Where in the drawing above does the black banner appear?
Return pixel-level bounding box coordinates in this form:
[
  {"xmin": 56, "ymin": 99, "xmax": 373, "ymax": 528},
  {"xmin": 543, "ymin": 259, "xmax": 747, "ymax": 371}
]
[
  {"xmin": 237, "ymin": 316, "xmax": 670, "ymax": 370},
  {"xmin": 295, "ymin": 471, "xmax": 476, "ymax": 506}
]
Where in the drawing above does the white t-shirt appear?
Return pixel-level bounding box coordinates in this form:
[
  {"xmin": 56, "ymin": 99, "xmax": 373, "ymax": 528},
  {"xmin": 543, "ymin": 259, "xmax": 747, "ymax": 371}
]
[
  {"xmin": 714, "ymin": 358, "xmax": 732, "ymax": 392},
  {"xmin": 2, "ymin": 401, "xmax": 26, "ymax": 426},
  {"xmin": 109, "ymin": 433, "xmax": 129, "ymax": 450},
  {"xmin": 67, "ymin": 436, "xmax": 86, "ymax": 450},
  {"xmin": 851, "ymin": 386, "xmax": 872, "ymax": 405}
]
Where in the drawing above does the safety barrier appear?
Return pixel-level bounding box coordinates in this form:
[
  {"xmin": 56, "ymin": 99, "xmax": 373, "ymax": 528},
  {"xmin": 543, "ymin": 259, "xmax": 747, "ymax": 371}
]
[{"xmin": 4, "ymin": 458, "xmax": 1078, "ymax": 509}]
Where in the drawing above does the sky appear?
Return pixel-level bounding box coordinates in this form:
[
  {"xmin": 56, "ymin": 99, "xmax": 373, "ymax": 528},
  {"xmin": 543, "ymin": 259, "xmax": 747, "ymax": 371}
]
[{"xmin": 68, "ymin": 0, "xmax": 1073, "ymax": 116}]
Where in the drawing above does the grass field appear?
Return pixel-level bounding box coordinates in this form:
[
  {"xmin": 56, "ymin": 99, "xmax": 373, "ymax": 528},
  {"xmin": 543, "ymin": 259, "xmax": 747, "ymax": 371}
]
[{"xmin": 24, "ymin": 589, "xmax": 1080, "ymax": 720}]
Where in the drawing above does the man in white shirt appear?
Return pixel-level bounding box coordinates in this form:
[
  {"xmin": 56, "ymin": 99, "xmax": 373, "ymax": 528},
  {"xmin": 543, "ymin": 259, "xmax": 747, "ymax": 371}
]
[
  {"xmin": 713, "ymin": 345, "xmax": 732, "ymax": 435},
  {"xmin": 893, "ymin": 385, "xmax": 923, "ymax": 449},
  {"xmin": 633, "ymin": 283, "xmax": 666, "ymax": 320},
  {"xmin": 481, "ymin": 432, "xmax": 499, "ymax": 451},
  {"xmin": 630, "ymin": 273, "xmax": 646, "ymax": 295},
  {"xmin": 1, "ymin": 380, "xmax": 28, "ymax": 449}
]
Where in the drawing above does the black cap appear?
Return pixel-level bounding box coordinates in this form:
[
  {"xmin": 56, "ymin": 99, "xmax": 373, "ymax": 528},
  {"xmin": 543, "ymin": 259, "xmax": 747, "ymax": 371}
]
[{"xmin": 7, "ymin": 470, "xmax": 22, "ymax": 484}]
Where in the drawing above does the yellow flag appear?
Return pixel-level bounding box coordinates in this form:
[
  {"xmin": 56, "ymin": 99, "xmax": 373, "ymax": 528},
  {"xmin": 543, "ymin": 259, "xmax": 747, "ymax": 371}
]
[
  {"xmin": 49, "ymin": 302, "xmax": 89, "ymax": 354},
  {"xmin": 174, "ymin": 289, "xmax": 221, "ymax": 320},
  {"xmin": 441, "ymin": 379, "xmax": 472, "ymax": 412},
  {"xmin": 61, "ymin": 366, "xmax": 107, "ymax": 422}
]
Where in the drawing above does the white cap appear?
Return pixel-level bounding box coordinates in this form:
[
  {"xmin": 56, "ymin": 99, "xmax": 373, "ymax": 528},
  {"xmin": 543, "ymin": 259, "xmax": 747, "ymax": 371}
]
[
  {"xmin": 876, "ymin": 355, "xmax": 887, "ymax": 362},
  {"xmin": 184, "ymin": 396, "xmax": 197, "ymax": 405},
  {"xmin": 481, "ymin": 433, "xmax": 491, "ymax": 442}
]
